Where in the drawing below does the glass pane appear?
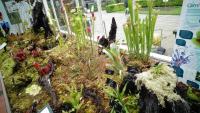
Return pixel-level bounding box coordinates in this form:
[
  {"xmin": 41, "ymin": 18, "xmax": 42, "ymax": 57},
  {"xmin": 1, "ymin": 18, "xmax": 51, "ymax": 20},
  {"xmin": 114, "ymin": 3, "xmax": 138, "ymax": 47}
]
[
  {"xmin": 52, "ymin": 0, "xmax": 68, "ymax": 31},
  {"xmin": 47, "ymin": 0, "xmax": 55, "ymax": 19},
  {"xmin": 2, "ymin": 0, "xmax": 21, "ymax": 24}
]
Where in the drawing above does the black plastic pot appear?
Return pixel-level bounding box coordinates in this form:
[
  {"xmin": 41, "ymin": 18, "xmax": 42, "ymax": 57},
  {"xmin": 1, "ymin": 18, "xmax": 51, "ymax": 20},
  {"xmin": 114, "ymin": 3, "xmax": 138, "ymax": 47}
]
[
  {"xmin": 109, "ymin": 97, "xmax": 125, "ymax": 113},
  {"xmin": 13, "ymin": 62, "xmax": 21, "ymax": 73},
  {"xmin": 119, "ymin": 74, "xmax": 138, "ymax": 95},
  {"xmin": 139, "ymin": 85, "xmax": 190, "ymax": 113},
  {"xmin": 106, "ymin": 78, "xmax": 117, "ymax": 89},
  {"xmin": 61, "ymin": 102, "xmax": 75, "ymax": 113},
  {"xmin": 105, "ymin": 69, "xmax": 114, "ymax": 75},
  {"xmin": 175, "ymin": 82, "xmax": 188, "ymax": 98},
  {"xmin": 105, "ymin": 69, "xmax": 117, "ymax": 89},
  {"xmin": 190, "ymin": 102, "xmax": 200, "ymax": 113},
  {"xmin": 127, "ymin": 66, "xmax": 140, "ymax": 75}
]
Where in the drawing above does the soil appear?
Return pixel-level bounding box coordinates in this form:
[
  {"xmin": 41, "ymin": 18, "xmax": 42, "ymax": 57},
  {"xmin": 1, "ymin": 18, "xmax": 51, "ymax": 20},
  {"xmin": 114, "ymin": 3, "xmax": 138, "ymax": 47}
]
[{"xmin": 1, "ymin": 31, "xmax": 198, "ymax": 113}]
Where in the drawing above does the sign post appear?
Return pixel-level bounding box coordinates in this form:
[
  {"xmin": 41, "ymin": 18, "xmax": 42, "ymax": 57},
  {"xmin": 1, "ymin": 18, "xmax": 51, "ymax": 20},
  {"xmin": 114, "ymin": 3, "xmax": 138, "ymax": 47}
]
[{"xmin": 172, "ymin": 0, "xmax": 200, "ymax": 89}]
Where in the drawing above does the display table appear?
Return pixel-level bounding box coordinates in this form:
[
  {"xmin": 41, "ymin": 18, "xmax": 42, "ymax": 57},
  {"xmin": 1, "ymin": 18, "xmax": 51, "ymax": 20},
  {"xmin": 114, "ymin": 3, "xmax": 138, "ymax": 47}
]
[{"xmin": 0, "ymin": 74, "xmax": 11, "ymax": 113}]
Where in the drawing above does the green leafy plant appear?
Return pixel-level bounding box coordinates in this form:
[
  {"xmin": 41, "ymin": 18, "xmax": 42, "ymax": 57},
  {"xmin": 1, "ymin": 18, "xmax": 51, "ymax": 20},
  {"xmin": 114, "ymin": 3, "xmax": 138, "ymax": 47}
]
[
  {"xmin": 66, "ymin": 83, "xmax": 83, "ymax": 112},
  {"xmin": 58, "ymin": 34, "xmax": 65, "ymax": 47},
  {"xmin": 106, "ymin": 3, "xmax": 125, "ymax": 13},
  {"xmin": 187, "ymin": 87, "xmax": 200, "ymax": 102},
  {"xmin": 104, "ymin": 48, "xmax": 124, "ymax": 73},
  {"xmin": 0, "ymin": 55, "xmax": 15, "ymax": 77},
  {"xmin": 151, "ymin": 64, "xmax": 164, "ymax": 75},
  {"xmin": 71, "ymin": 9, "xmax": 87, "ymax": 51},
  {"xmin": 104, "ymin": 84, "xmax": 138, "ymax": 113},
  {"xmin": 124, "ymin": 0, "xmax": 158, "ymax": 61}
]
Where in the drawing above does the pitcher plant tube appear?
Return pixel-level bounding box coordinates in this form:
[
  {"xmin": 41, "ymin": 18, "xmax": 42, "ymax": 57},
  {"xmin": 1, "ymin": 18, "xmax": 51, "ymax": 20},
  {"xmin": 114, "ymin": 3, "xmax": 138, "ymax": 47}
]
[{"xmin": 124, "ymin": 0, "xmax": 158, "ymax": 61}]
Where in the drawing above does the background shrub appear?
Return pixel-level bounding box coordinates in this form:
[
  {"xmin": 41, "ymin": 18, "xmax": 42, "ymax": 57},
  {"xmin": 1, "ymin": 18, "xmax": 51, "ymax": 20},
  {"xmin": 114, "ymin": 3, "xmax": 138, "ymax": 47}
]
[
  {"xmin": 105, "ymin": 3, "xmax": 125, "ymax": 13},
  {"xmin": 137, "ymin": 0, "xmax": 183, "ymax": 7}
]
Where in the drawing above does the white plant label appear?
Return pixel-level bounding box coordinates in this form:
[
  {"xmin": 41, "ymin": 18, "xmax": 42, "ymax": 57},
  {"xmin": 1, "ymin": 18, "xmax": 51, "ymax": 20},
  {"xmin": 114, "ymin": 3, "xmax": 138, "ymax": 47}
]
[{"xmin": 172, "ymin": 0, "xmax": 200, "ymax": 89}]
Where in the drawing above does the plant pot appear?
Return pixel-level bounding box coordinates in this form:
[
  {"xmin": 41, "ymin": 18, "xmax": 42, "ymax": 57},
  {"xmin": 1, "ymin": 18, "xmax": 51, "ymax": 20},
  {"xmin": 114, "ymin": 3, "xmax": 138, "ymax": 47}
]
[
  {"xmin": 42, "ymin": 43, "xmax": 57, "ymax": 50},
  {"xmin": 105, "ymin": 69, "xmax": 114, "ymax": 75},
  {"xmin": 106, "ymin": 78, "xmax": 117, "ymax": 89},
  {"xmin": 127, "ymin": 66, "xmax": 140, "ymax": 75},
  {"xmin": 61, "ymin": 102, "xmax": 75, "ymax": 113},
  {"xmin": 119, "ymin": 74, "xmax": 138, "ymax": 95},
  {"xmin": 105, "ymin": 69, "xmax": 116, "ymax": 88},
  {"xmin": 139, "ymin": 85, "xmax": 190, "ymax": 113},
  {"xmin": 109, "ymin": 97, "xmax": 125, "ymax": 113},
  {"xmin": 175, "ymin": 82, "xmax": 188, "ymax": 98},
  {"xmin": 189, "ymin": 101, "xmax": 200, "ymax": 113}
]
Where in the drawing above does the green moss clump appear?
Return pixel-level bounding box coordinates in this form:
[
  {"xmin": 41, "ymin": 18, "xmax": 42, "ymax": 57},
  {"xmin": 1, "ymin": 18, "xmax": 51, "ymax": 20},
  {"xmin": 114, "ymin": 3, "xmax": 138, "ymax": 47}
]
[
  {"xmin": 0, "ymin": 52, "xmax": 10, "ymax": 64},
  {"xmin": 187, "ymin": 87, "xmax": 200, "ymax": 102},
  {"xmin": 0, "ymin": 55, "xmax": 15, "ymax": 77},
  {"xmin": 0, "ymin": 36, "xmax": 6, "ymax": 44},
  {"xmin": 12, "ymin": 95, "xmax": 34, "ymax": 112}
]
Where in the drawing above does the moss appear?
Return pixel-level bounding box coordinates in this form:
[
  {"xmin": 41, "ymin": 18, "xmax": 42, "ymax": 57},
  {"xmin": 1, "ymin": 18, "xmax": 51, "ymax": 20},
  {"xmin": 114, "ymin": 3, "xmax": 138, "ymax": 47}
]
[
  {"xmin": 136, "ymin": 64, "xmax": 182, "ymax": 107},
  {"xmin": 25, "ymin": 84, "xmax": 42, "ymax": 96},
  {"xmin": 0, "ymin": 36, "xmax": 6, "ymax": 44},
  {"xmin": 0, "ymin": 56, "xmax": 15, "ymax": 77},
  {"xmin": 187, "ymin": 87, "xmax": 200, "ymax": 102},
  {"xmin": 10, "ymin": 92, "xmax": 34, "ymax": 112},
  {"xmin": 0, "ymin": 52, "xmax": 10, "ymax": 64},
  {"xmin": 12, "ymin": 97, "xmax": 33, "ymax": 112}
]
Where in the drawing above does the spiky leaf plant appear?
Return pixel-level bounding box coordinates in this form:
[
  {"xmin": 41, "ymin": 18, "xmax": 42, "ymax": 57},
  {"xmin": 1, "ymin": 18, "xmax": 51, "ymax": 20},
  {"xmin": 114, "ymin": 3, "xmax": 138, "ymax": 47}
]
[
  {"xmin": 104, "ymin": 84, "xmax": 138, "ymax": 113},
  {"xmin": 66, "ymin": 83, "xmax": 83, "ymax": 112},
  {"xmin": 71, "ymin": 9, "xmax": 87, "ymax": 51},
  {"xmin": 104, "ymin": 48, "xmax": 124, "ymax": 74},
  {"xmin": 124, "ymin": 0, "xmax": 158, "ymax": 61}
]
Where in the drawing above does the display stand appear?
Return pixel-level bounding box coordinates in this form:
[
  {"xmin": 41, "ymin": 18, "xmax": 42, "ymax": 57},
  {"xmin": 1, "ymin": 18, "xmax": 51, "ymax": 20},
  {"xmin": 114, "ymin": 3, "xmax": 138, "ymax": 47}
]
[{"xmin": 0, "ymin": 73, "xmax": 11, "ymax": 113}]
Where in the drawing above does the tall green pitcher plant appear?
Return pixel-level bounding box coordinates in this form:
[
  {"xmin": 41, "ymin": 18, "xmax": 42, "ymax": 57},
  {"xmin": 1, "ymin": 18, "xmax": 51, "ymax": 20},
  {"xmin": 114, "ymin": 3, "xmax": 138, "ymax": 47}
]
[
  {"xmin": 72, "ymin": 8, "xmax": 87, "ymax": 51},
  {"xmin": 124, "ymin": 0, "xmax": 158, "ymax": 61}
]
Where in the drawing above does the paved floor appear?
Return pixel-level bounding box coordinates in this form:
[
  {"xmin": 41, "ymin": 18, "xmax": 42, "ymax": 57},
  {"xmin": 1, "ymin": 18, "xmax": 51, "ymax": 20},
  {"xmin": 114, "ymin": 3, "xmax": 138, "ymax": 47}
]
[{"xmin": 93, "ymin": 11, "xmax": 180, "ymax": 56}]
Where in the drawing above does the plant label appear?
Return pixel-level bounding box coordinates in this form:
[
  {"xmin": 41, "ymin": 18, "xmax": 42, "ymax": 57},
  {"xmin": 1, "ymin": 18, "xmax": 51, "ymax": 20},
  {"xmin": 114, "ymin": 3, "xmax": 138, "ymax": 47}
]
[{"xmin": 172, "ymin": 0, "xmax": 200, "ymax": 89}]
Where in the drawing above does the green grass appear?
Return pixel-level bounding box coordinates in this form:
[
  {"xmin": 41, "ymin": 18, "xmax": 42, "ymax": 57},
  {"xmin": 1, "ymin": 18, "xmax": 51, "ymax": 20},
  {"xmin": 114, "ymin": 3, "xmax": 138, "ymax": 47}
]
[
  {"xmin": 105, "ymin": 5, "xmax": 181, "ymax": 15},
  {"xmin": 140, "ymin": 6, "xmax": 181, "ymax": 15}
]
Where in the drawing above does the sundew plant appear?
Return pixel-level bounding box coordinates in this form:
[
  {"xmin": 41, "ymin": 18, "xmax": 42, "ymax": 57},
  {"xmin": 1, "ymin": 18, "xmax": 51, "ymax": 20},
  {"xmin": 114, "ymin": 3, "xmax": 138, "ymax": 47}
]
[{"xmin": 124, "ymin": 0, "xmax": 158, "ymax": 61}]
